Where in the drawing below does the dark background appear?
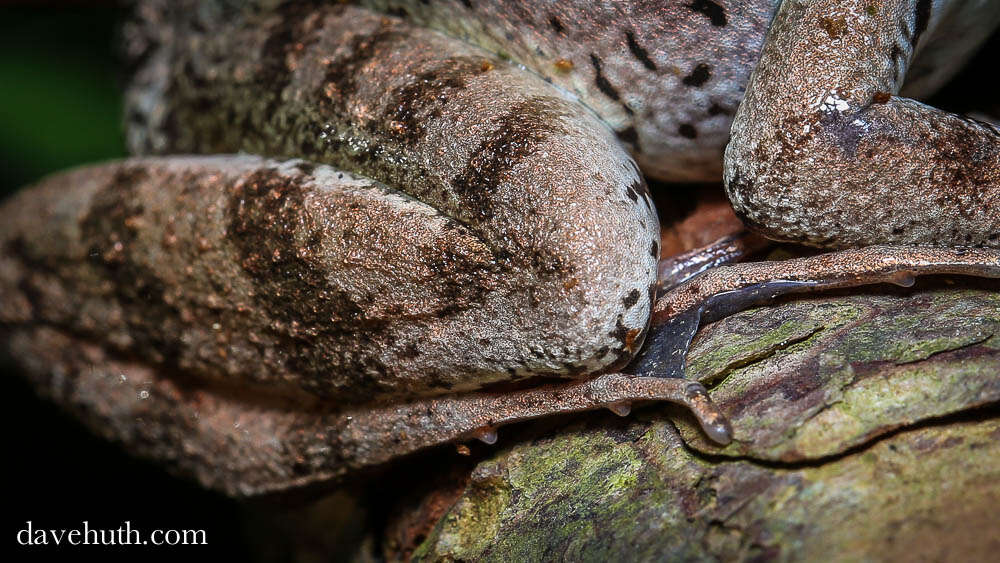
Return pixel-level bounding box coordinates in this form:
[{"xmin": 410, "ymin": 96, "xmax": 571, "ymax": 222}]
[
  {"xmin": 1, "ymin": 5, "xmax": 255, "ymax": 560},
  {"xmin": 2, "ymin": 2, "xmax": 997, "ymax": 560}
]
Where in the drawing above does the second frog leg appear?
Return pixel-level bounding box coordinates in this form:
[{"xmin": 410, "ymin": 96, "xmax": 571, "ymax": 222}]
[{"xmin": 631, "ymin": 246, "xmax": 1000, "ymax": 392}]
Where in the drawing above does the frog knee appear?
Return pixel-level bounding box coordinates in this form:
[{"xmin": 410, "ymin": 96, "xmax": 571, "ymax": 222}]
[
  {"xmin": 723, "ymin": 100, "xmax": 876, "ymax": 248},
  {"xmin": 722, "ymin": 138, "xmax": 823, "ymax": 246}
]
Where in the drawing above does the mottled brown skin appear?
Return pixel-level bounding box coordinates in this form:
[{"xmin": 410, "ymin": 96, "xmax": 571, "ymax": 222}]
[
  {"xmin": 726, "ymin": 0, "xmax": 1000, "ymax": 247},
  {"xmin": 125, "ymin": 6, "xmax": 663, "ymax": 391},
  {"xmin": 2, "ymin": 0, "xmax": 999, "ymax": 496},
  {"xmin": 358, "ymin": 0, "xmax": 780, "ymax": 182}
]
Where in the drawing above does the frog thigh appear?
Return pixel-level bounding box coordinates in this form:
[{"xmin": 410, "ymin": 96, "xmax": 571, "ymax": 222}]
[
  {"xmin": 119, "ymin": 5, "xmax": 665, "ymax": 390},
  {"xmin": 724, "ymin": 0, "xmax": 1000, "ymax": 248},
  {"xmin": 5, "ymin": 325, "xmax": 317, "ymax": 497},
  {"xmin": 0, "ymin": 156, "xmax": 655, "ymax": 402},
  {"xmin": 357, "ymin": 0, "xmax": 778, "ymax": 183}
]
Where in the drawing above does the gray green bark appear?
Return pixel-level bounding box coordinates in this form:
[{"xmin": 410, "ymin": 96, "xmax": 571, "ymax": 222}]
[{"xmin": 369, "ymin": 283, "xmax": 1000, "ymax": 561}]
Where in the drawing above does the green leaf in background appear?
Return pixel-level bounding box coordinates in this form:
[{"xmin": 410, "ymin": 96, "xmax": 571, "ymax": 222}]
[{"xmin": 0, "ymin": 6, "xmax": 125, "ymax": 195}]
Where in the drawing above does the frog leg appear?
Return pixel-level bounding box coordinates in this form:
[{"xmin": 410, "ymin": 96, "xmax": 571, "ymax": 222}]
[
  {"xmin": 0, "ymin": 156, "xmax": 717, "ymax": 496},
  {"xmin": 630, "ymin": 245, "xmax": 1000, "ymax": 383},
  {"xmin": 7, "ymin": 324, "xmax": 729, "ymax": 497},
  {"xmin": 656, "ymin": 231, "xmax": 770, "ymax": 291},
  {"xmin": 725, "ymin": 0, "xmax": 1000, "ymax": 248}
]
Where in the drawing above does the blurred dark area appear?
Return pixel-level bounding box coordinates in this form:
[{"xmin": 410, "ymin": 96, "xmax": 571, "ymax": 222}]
[
  {"xmin": 1, "ymin": 6, "xmax": 126, "ymax": 196},
  {"xmin": 0, "ymin": 2, "xmax": 997, "ymax": 560},
  {"xmin": 1, "ymin": 5, "xmax": 256, "ymax": 560}
]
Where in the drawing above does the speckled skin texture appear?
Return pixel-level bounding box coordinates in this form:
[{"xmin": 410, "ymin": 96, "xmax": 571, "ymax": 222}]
[
  {"xmin": 726, "ymin": 0, "xmax": 1000, "ymax": 247},
  {"xmin": 361, "ymin": 0, "xmax": 778, "ymax": 182},
  {"xmin": 0, "ymin": 156, "xmax": 656, "ymax": 399},
  {"xmin": 1, "ymin": 0, "xmax": 999, "ymax": 495},
  {"xmin": 125, "ymin": 4, "xmax": 663, "ymax": 388}
]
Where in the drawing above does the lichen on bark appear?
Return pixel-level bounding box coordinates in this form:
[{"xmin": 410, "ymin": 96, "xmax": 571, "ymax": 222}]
[{"xmin": 390, "ymin": 283, "xmax": 999, "ymax": 561}]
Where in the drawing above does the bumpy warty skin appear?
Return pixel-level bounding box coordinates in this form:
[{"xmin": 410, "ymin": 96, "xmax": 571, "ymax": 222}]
[
  {"xmin": 2, "ymin": 0, "xmax": 999, "ymax": 495},
  {"xmin": 11, "ymin": 4, "xmax": 661, "ymax": 400},
  {"xmin": 360, "ymin": 0, "xmax": 779, "ymax": 182},
  {"xmin": 725, "ymin": 0, "xmax": 1000, "ymax": 248}
]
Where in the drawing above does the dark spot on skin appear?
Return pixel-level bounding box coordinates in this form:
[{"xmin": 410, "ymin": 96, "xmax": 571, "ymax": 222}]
[
  {"xmin": 608, "ymin": 315, "xmax": 631, "ymax": 363},
  {"xmin": 226, "ymin": 169, "xmax": 369, "ymax": 329},
  {"xmin": 294, "ymin": 161, "xmax": 316, "ymax": 175},
  {"xmin": 590, "ymin": 53, "xmax": 621, "ymax": 102},
  {"xmin": 624, "ymin": 179, "xmax": 652, "ymax": 210},
  {"xmin": 450, "ymin": 97, "xmax": 577, "ymax": 277},
  {"xmin": 625, "ymin": 183, "xmax": 639, "ymax": 202},
  {"xmin": 819, "ymin": 16, "xmax": 847, "ymax": 39},
  {"xmin": 399, "ymin": 343, "xmax": 421, "ymax": 359},
  {"xmin": 257, "ymin": 3, "xmax": 327, "ymax": 114},
  {"xmin": 608, "ymin": 316, "xmax": 638, "ymax": 363},
  {"xmin": 590, "ymin": 53, "xmax": 626, "ymax": 107},
  {"xmin": 678, "ymin": 123, "xmax": 698, "ymax": 139},
  {"xmin": 623, "ymin": 289, "xmax": 641, "ymax": 309},
  {"xmin": 382, "ymin": 56, "xmax": 495, "ymax": 145},
  {"xmin": 126, "ymin": 108, "xmax": 146, "ymax": 127},
  {"xmin": 686, "ymin": 0, "xmax": 727, "ymax": 27},
  {"xmin": 223, "ymin": 168, "xmax": 398, "ymax": 394},
  {"xmin": 452, "ymin": 96, "xmax": 566, "ymax": 222},
  {"xmin": 548, "ymin": 15, "xmax": 565, "ymax": 34},
  {"xmin": 386, "ymin": 6, "xmax": 410, "ymax": 19},
  {"xmin": 420, "ymin": 240, "xmax": 498, "ymax": 319},
  {"xmin": 650, "ymin": 240, "xmax": 659, "ymax": 258},
  {"xmin": 321, "ymin": 22, "xmax": 402, "ymax": 111},
  {"xmin": 459, "ymin": 0, "xmax": 473, "ymax": 9},
  {"xmin": 873, "ymin": 91, "xmax": 891, "ymax": 104},
  {"xmin": 74, "ymin": 166, "xmax": 188, "ymax": 367},
  {"xmin": 708, "ymin": 103, "xmax": 731, "ymax": 116},
  {"xmin": 817, "ymin": 110, "xmax": 864, "ymax": 158},
  {"xmin": 624, "ymin": 30, "xmax": 657, "ymax": 71},
  {"xmin": 682, "ymin": 63, "xmax": 711, "ymax": 87},
  {"xmin": 616, "ymin": 126, "xmax": 642, "ymax": 152},
  {"xmin": 81, "ymin": 166, "xmax": 148, "ymax": 268},
  {"xmin": 892, "ymin": 226, "xmax": 905, "ymax": 235},
  {"xmin": 913, "ymin": 0, "xmax": 932, "ymax": 47}
]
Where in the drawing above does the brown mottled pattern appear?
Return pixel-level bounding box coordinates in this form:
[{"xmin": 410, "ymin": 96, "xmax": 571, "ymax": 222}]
[
  {"xmin": 128, "ymin": 5, "xmax": 657, "ymax": 287},
  {"xmin": 3, "ymin": 0, "xmax": 999, "ymax": 497},
  {"xmin": 9, "ymin": 5, "xmax": 663, "ymax": 400},
  {"xmin": 361, "ymin": 0, "xmax": 781, "ymax": 182},
  {"xmin": 0, "ymin": 159, "xmax": 502, "ymax": 398},
  {"xmin": 726, "ymin": 0, "xmax": 1000, "ymax": 248}
]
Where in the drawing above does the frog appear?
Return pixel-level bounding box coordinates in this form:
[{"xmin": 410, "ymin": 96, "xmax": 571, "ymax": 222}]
[{"xmin": 0, "ymin": 0, "xmax": 997, "ymax": 497}]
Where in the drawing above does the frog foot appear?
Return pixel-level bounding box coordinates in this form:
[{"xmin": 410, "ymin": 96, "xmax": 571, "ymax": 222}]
[{"xmin": 341, "ymin": 373, "xmax": 735, "ymax": 463}]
